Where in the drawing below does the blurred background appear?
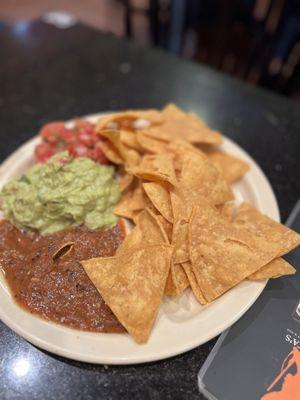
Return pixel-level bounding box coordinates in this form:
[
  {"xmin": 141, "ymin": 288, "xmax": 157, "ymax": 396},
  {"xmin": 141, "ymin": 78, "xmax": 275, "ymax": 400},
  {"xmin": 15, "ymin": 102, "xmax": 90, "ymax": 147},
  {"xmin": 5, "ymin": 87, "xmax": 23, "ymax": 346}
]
[{"xmin": 1, "ymin": 0, "xmax": 300, "ymax": 101}]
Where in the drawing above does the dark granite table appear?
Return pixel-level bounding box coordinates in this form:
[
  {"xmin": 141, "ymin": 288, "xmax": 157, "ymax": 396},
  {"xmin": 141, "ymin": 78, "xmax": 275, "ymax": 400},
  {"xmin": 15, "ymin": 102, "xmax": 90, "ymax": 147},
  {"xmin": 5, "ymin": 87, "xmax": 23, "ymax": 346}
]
[{"xmin": 0, "ymin": 20, "xmax": 299, "ymax": 400}]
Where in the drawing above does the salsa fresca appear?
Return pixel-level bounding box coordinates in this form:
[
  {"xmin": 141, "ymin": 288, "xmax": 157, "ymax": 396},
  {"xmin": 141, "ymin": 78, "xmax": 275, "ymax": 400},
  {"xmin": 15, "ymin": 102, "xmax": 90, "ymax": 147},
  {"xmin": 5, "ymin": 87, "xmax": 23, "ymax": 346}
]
[{"xmin": 0, "ymin": 220, "xmax": 126, "ymax": 333}]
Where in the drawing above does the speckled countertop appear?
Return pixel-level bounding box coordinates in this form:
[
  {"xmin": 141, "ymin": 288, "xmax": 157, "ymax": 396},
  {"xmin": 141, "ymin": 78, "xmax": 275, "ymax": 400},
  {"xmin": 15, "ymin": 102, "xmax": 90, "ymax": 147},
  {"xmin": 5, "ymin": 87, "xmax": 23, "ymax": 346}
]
[{"xmin": 0, "ymin": 20, "xmax": 299, "ymax": 400}]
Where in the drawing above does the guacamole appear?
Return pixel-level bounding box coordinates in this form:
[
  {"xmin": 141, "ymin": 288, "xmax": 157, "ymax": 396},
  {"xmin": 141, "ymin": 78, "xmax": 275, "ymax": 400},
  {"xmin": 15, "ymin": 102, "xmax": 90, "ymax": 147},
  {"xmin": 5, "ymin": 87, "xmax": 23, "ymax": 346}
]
[{"xmin": 0, "ymin": 153, "xmax": 120, "ymax": 234}]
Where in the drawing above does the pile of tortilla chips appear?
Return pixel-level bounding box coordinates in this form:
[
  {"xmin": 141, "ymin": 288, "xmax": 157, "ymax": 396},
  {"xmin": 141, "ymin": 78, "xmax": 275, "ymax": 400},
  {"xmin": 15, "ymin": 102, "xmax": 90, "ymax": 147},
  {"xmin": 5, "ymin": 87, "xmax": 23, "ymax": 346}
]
[{"xmin": 81, "ymin": 104, "xmax": 300, "ymax": 344}]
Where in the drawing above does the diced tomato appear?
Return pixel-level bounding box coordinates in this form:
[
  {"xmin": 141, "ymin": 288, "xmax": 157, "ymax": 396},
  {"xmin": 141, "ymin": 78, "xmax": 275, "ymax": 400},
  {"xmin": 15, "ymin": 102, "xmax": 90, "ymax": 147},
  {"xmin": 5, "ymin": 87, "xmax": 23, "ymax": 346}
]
[
  {"xmin": 74, "ymin": 119, "xmax": 94, "ymax": 134},
  {"xmin": 36, "ymin": 119, "xmax": 111, "ymax": 165},
  {"xmin": 77, "ymin": 132, "xmax": 94, "ymax": 147},
  {"xmin": 35, "ymin": 142, "xmax": 55, "ymax": 163},
  {"xmin": 39, "ymin": 122, "xmax": 66, "ymax": 145},
  {"xmin": 92, "ymin": 142, "xmax": 109, "ymax": 164},
  {"xmin": 58, "ymin": 129, "xmax": 74, "ymax": 142}
]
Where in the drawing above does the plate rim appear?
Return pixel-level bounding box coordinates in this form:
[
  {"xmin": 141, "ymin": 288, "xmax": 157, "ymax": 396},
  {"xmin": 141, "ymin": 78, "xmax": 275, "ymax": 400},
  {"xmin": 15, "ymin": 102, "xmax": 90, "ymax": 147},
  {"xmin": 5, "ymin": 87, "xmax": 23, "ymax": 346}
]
[{"xmin": 0, "ymin": 113, "xmax": 279, "ymax": 364}]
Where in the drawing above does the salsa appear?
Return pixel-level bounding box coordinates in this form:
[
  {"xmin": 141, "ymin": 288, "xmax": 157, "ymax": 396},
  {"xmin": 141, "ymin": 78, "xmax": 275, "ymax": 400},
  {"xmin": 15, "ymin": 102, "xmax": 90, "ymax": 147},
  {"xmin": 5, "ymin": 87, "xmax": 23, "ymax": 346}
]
[
  {"xmin": 35, "ymin": 119, "xmax": 108, "ymax": 164},
  {"xmin": 0, "ymin": 220, "xmax": 126, "ymax": 333}
]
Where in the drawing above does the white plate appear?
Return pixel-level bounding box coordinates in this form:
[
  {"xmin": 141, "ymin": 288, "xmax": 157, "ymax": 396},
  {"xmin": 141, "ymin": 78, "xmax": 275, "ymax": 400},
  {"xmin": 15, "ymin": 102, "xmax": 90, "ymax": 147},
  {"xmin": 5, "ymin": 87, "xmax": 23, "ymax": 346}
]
[{"xmin": 0, "ymin": 114, "xmax": 279, "ymax": 365}]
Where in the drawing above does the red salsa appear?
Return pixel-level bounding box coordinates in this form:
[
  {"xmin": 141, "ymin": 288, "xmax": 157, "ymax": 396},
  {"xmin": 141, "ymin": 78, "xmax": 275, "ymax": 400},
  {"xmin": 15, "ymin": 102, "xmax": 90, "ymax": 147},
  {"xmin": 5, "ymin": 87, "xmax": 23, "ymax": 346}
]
[
  {"xmin": 35, "ymin": 119, "xmax": 108, "ymax": 164},
  {"xmin": 0, "ymin": 220, "xmax": 126, "ymax": 333}
]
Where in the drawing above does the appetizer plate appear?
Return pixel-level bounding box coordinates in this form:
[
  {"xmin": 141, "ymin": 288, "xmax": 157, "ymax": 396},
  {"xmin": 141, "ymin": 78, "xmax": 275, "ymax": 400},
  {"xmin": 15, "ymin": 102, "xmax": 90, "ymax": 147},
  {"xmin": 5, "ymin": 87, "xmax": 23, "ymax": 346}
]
[{"xmin": 0, "ymin": 114, "xmax": 279, "ymax": 364}]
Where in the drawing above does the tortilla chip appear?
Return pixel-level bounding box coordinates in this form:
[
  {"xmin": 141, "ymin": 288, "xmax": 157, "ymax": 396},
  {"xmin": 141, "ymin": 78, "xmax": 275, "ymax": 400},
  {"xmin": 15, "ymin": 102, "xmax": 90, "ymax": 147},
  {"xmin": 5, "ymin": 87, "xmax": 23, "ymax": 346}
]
[
  {"xmin": 114, "ymin": 182, "xmax": 148, "ymax": 219},
  {"xmin": 172, "ymin": 219, "xmax": 190, "ymax": 264},
  {"xmin": 165, "ymin": 140, "xmax": 199, "ymax": 172},
  {"xmin": 169, "ymin": 263, "xmax": 189, "ymax": 296},
  {"xmin": 81, "ymin": 244, "xmax": 173, "ymax": 343},
  {"xmin": 143, "ymin": 182, "xmax": 173, "ymax": 223},
  {"xmin": 248, "ymin": 258, "xmax": 296, "ymax": 280},
  {"xmin": 100, "ymin": 140, "xmax": 124, "ymax": 164},
  {"xmin": 166, "ymin": 139, "xmax": 198, "ymax": 156},
  {"xmin": 96, "ymin": 109, "xmax": 163, "ymax": 131},
  {"xmin": 127, "ymin": 207, "xmax": 187, "ymax": 297},
  {"xmin": 132, "ymin": 210, "xmax": 173, "ymax": 298},
  {"xmin": 124, "ymin": 147, "xmax": 141, "ymax": 167},
  {"xmin": 117, "ymin": 207, "xmax": 169, "ymax": 257},
  {"xmin": 52, "ymin": 242, "xmax": 75, "ymax": 260},
  {"xmin": 128, "ymin": 153, "xmax": 178, "ymax": 186},
  {"xmin": 128, "ymin": 182, "xmax": 148, "ymax": 211},
  {"xmin": 120, "ymin": 130, "xmax": 143, "ymax": 152},
  {"xmin": 217, "ymin": 202, "xmax": 236, "ymax": 221},
  {"xmin": 119, "ymin": 173, "xmax": 134, "ymax": 193},
  {"xmin": 98, "ymin": 129, "xmax": 127, "ymax": 158},
  {"xmin": 135, "ymin": 207, "xmax": 169, "ymax": 244},
  {"xmin": 114, "ymin": 189, "xmax": 135, "ymax": 219},
  {"xmin": 169, "ymin": 189, "xmax": 192, "ymax": 264},
  {"xmin": 165, "ymin": 271, "xmax": 176, "ymax": 295},
  {"xmin": 142, "ymin": 104, "xmax": 222, "ymax": 145},
  {"xmin": 180, "ymin": 149, "xmax": 233, "ymax": 206},
  {"xmin": 233, "ymin": 203, "xmax": 300, "ymax": 261},
  {"xmin": 189, "ymin": 200, "xmax": 300, "ymax": 302},
  {"xmin": 189, "ymin": 202, "xmax": 261, "ymax": 302},
  {"xmin": 207, "ymin": 151, "xmax": 250, "ymax": 183},
  {"xmin": 98, "ymin": 129, "xmax": 141, "ymax": 166},
  {"xmin": 165, "ymin": 263, "xmax": 189, "ymax": 297},
  {"xmin": 116, "ymin": 225, "xmax": 143, "ymax": 254},
  {"xmin": 136, "ymin": 131, "xmax": 168, "ymax": 154},
  {"xmin": 155, "ymin": 214, "xmax": 173, "ymax": 242},
  {"xmin": 181, "ymin": 262, "xmax": 206, "ymax": 304}
]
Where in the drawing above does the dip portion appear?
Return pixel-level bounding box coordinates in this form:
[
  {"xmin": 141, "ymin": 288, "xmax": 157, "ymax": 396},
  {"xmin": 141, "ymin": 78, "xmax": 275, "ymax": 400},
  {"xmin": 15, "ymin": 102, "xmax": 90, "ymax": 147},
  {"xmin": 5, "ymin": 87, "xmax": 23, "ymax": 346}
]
[
  {"xmin": 0, "ymin": 219, "xmax": 126, "ymax": 332},
  {"xmin": 0, "ymin": 153, "xmax": 120, "ymax": 234}
]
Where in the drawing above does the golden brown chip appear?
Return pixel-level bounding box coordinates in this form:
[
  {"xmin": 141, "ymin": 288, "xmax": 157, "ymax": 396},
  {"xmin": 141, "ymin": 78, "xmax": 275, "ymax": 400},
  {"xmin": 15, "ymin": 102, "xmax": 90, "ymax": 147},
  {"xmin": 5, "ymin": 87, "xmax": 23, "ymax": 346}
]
[
  {"xmin": 172, "ymin": 219, "xmax": 190, "ymax": 264},
  {"xmin": 114, "ymin": 189, "xmax": 135, "ymax": 219},
  {"xmin": 96, "ymin": 109, "xmax": 163, "ymax": 131},
  {"xmin": 120, "ymin": 130, "xmax": 143, "ymax": 152},
  {"xmin": 81, "ymin": 244, "xmax": 173, "ymax": 343},
  {"xmin": 136, "ymin": 131, "xmax": 168, "ymax": 154},
  {"xmin": 128, "ymin": 153, "xmax": 178, "ymax": 186},
  {"xmin": 128, "ymin": 182, "xmax": 148, "ymax": 211},
  {"xmin": 189, "ymin": 200, "xmax": 300, "ymax": 302},
  {"xmin": 170, "ymin": 189, "xmax": 192, "ymax": 264},
  {"xmin": 180, "ymin": 149, "xmax": 233, "ymax": 206},
  {"xmin": 155, "ymin": 214, "xmax": 173, "ymax": 242},
  {"xmin": 165, "ymin": 263, "xmax": 189, "ymax": 297},
  {"xmin": 143, "ymin": 182, "xmax": 173, "ymax": 223},
  {"xmin": 100, "ymin": 140, "xmax": 124, "ymax": 164},
  {"xmin": 162, "ymin": 197, "xmax": 190, "ymax": 296},
  {"xmin": 119, "ymin": 206, "xmax": 186, "ymax": 297},
  {"xmin": 164, "ymin": 140, "xmax": 199, "ymax": 173},
  {"xmin": 116, "ymin": 225, "xmax": 143, "ymax": 254},
  {"xmin": 248, "ymin": 258, "xmax": 296, "ymax": 280},
  {"xmin": 207, "ymin": 151, "xmax": 250, "ymax": 183},
  {"xmin": 117, "ymin": 207, "xmax": 169, "ymax": 256},
  {"xmin": 98, "ymin": 130, "xmax": 141, "ymax": 166},
  {"xmin": 181, "ymin": 262, "xmax": 206, "ymax": 305},
  {"xmin": 170, "ymin": 188, "xmax": 189, "ymax": 220},
  {"xmin": 119, "ymin": 173, "xmax": 134, "ymax": 193},
  {"xmin": 52, "ymin": 242, "xmax": 75, "ymax": 260},
  {"xmin": 166, "ymin": 139, "xmax": 198, "ymax": 157},
  {"xmin": 169, "ymin": 263, "xmax": 189, "ymax": 296},
  {"xmin": 142, "ymin": 104, "xmax": 222, "ymax": 145},
  {"xmin": 98, "ymin": 129, "xmax": 127, "ymax": 159},
  {"xmin": 233, "ymin": 203, "xmax": 300, "ymax": 261},
  {"xmin": 189, "ymin": 202, "xmax": 262, "ymax": 302},
  {"xmin": 165, "ymin": 272, "xmax": 176, "ymax": 296},
  {"xmin": 114, "ymin": 182, "xmax": 148, "ymax": 219},
  {"xmin": 135, "ymin": 207, "xmax": 169, "ymax": 244},
  {"xmin": 217, "ymin": 202, "xmax": 235, "ymax": 221},
  {"xmin": 124, "ymin": 147, "xmax": 141, "ymax": 167}
]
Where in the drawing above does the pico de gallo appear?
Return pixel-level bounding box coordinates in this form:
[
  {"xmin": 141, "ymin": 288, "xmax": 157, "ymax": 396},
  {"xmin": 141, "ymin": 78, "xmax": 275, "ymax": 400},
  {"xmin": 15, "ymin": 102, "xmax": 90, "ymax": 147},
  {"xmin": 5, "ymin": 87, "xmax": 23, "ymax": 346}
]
[{"xmin": 35, "ymin": 119, "xmax": 109, "ymax": 164}]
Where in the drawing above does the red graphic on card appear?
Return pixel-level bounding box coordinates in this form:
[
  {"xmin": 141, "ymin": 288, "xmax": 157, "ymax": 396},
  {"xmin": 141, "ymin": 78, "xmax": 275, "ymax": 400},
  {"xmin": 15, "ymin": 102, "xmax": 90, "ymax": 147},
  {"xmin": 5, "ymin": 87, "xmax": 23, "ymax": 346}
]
[{"xmin": 261, "ymin": 347, "xmax": 300, "ymax": 399}]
